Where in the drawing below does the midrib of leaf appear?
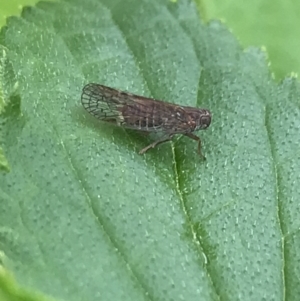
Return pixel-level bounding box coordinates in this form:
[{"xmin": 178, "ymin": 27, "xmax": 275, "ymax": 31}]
[
  {"xmin": 172, "ymin": 144, "xmax": 221, "ymax": 299},
  {"xmin": 265, "ymin": 103, "xmax": 286, "ymax": 298},
  {"xmin": 84, "ymin": 2, "xmax": 210, "ymax": 298}
]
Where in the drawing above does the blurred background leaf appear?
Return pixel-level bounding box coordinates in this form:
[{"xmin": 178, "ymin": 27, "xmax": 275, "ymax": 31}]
[
  {"xmin": 0, "ymin": 0, "xmax": 59, "ymax": 28},
  {"xmin": 0, "ymin": 1, "xmax": 43, "ymax": 27},
  {"xmin": 199, "ymin": 0, "xmax": 300, "ymax": 79}
]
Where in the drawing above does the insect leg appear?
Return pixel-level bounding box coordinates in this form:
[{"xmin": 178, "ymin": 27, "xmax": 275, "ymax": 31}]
[
  {"xmin": 139, "ymin": 135, "xmax": 173, "ymax": 155},
  {"xmin": 184, "ymin": 133, "xmax": 206, "ymax": 159}
]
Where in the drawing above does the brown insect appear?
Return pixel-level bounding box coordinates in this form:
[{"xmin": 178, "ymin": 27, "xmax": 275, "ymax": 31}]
[{"xmin": 81, "ymin": 83, "xmax": 211, "ymax": 157}]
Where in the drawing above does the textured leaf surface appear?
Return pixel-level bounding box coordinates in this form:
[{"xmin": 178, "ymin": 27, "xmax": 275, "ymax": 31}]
[{"xmin": 0, "ymin": 0, "xmax": 300, "ymax": 300}]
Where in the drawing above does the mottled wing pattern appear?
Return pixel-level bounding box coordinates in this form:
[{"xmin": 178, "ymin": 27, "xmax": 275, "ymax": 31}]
[
  {"xmin": 81, "ymin": 83, "xmax": 131, "ymax": 123},
  {"xmin": 81, "ymin": 83, "xmax": 196, "ymax": 133}
]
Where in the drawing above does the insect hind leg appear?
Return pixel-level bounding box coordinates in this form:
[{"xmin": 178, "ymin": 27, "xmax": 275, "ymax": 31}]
[{"xmin": 139, "ymin": 135, "xmax": 173, "ymax": 154}]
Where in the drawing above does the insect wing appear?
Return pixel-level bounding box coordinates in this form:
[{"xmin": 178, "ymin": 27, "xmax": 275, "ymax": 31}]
[
  {"xmin": 163, "ymin": 106, "xmax": 192, "ymax": 133},
  {"xmin": 81, "ymin": 83, "xmax": 131, "ymax": 124},
  {"xmin": 81, "ymin": 84, "xmax": 163, "ymax": 131}
]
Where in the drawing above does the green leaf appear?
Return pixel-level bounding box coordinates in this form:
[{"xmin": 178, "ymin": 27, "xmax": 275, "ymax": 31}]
[
  {"xmin": 200, "ymin": 0, "xmax": 300, "ymax": 80},
  {"xmin": 0, "ymin": 0, "xmax": 46, "ymax": 28},
  {"xmin": 0, "ymin": 0, "xmax": 300, "ymax": 300},
  {"xmin": 0, "ymin": 266, "xmax": 55, "ymax": 301}
]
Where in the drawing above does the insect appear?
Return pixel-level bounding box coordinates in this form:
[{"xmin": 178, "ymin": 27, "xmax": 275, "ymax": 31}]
[{"xmin": 81, "ymin": 83, "xmax": 211, "ymax": 157}]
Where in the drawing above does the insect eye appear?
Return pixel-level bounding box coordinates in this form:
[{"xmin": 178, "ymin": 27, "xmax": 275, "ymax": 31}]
[{"xmin": 200, "ymin": 115, "xmax": 211, "ymax": 128}]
